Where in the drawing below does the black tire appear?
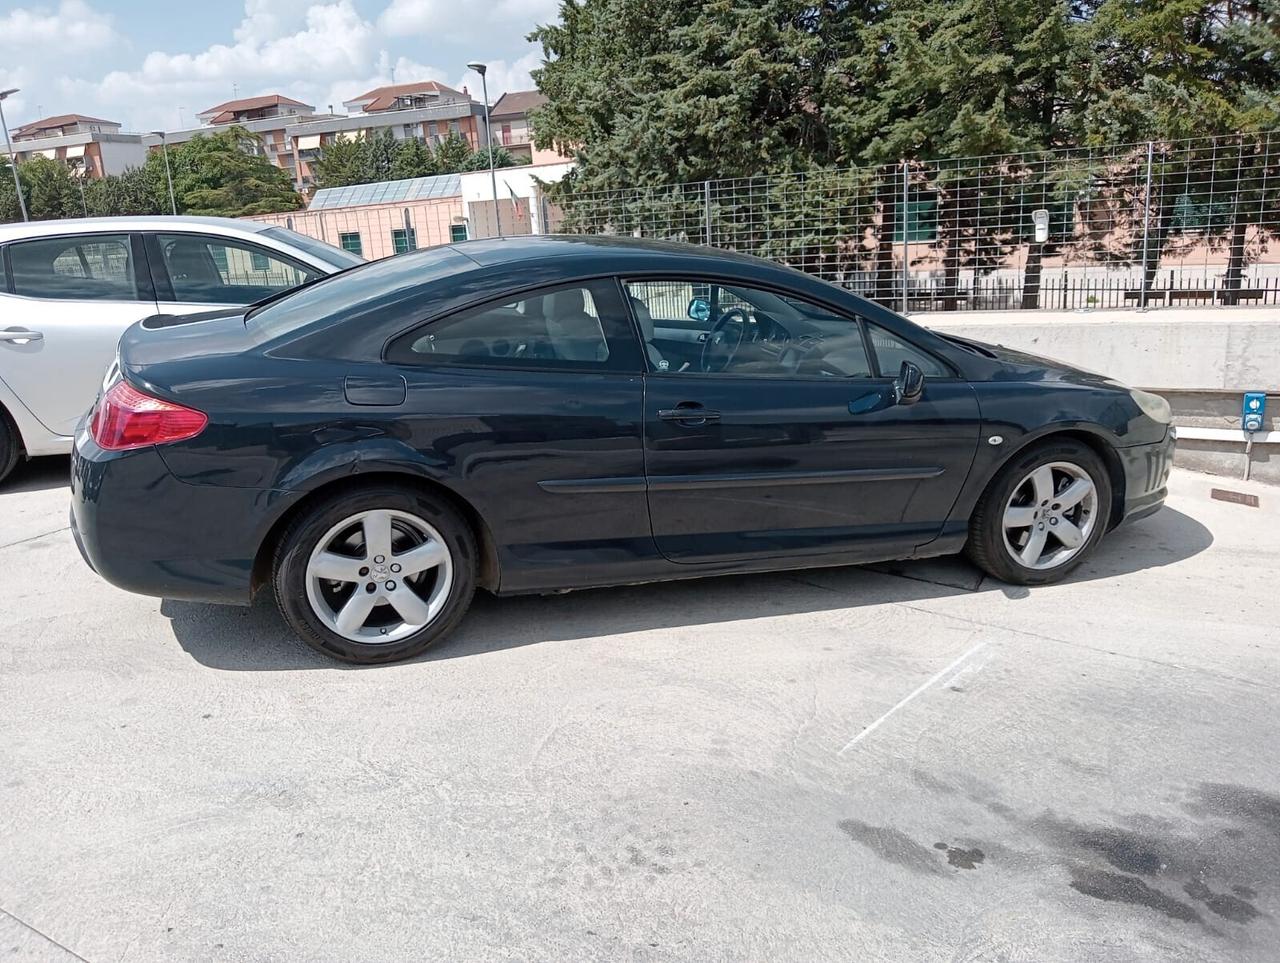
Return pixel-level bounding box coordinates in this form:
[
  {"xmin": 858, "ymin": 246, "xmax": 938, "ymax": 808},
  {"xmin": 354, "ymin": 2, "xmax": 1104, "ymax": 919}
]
[
  {"xmin": 0, "ymin": 407, "xmax": 22, "ymax": 487},
  {"xmin": 273, "ymin": 484, "xmax": 477, "ymax": 664},
  {"xmin": 966, "ymin": 438, "xmax": 1113, "ymax": 586}
]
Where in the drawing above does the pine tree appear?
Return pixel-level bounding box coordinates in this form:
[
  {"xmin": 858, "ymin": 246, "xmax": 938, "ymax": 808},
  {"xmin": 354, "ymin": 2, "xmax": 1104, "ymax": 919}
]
[{"xmin": 391, "ymin": 137, "xmax": 438, "ymax": 179}]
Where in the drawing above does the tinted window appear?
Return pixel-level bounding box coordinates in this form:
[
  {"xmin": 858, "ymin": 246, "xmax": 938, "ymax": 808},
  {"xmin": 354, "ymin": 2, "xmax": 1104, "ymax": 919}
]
[
  {"xmin": 625, "ymin": 279, "xmax": 873, "ymax": 379},
  {"xmin": 9, "ymin": 234, "xmax": 139, "ymax": 301},
  {"xmin": 247, "ymin": 245, "xmax": 474, "ymax": 341},
  {"xmin": 261, "ymin": 226, "xmax": 364, "ymax": 269},
  {"xmin": 157, "ymin": 233, "xmax": 320, "ymax": 304},
  {"xmin": 867, "ymin": 324, "xmax": 951, "ymax": 378},
  {"xmin": 387, "ymin": 281, "xmax": 626, "ymax": 370}
]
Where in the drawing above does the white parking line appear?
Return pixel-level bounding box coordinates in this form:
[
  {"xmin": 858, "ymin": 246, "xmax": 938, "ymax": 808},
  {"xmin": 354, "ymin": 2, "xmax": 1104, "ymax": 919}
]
[{"xmin": 837, "ymin": 641, "xmax": 988, "ymax": 756}]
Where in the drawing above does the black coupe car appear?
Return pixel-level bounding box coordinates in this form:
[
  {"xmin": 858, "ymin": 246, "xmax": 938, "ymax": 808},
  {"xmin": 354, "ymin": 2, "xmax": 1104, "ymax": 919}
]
[{"xmin": 71, "ymin": 236, "xmax": 1175, "ymax": 663}]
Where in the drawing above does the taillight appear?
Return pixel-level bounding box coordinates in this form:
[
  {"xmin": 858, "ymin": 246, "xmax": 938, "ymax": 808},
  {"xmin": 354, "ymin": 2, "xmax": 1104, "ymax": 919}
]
[{"xmin": 90, "ymin": 381, "xmax": 207, "ymax": 451}]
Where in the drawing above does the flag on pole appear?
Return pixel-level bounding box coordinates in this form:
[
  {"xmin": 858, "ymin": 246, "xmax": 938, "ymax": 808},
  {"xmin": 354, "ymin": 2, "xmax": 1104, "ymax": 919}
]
[{"xmin": 509, "ymin": 182, "xmax": 524, "ymax": 221}]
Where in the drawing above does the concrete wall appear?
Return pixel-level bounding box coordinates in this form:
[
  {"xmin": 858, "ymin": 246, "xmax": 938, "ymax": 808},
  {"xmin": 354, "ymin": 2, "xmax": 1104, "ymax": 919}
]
[{"xmin": 923, "ymin": 307, "xmax": 1280, "ymax": 483}]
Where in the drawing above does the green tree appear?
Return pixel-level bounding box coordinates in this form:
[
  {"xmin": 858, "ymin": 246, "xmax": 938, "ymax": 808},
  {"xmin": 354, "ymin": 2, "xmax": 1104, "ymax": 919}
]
[
  {"xmin": 165, "ymin": 126, "xmax": 304, "ymax": 216},
  {"xmin": 14, "ymin": 157, "xmax": 79, "ymax": 220},
  {"xmin": 432, "ymin": 132, "xmax": 475, "ymax": 173},
  {"xmin": 83, "ymin": 166, "xmax": 166, "ymax": 217},
  {"xmin": 391, "ymin": 137, "xmax": 438, "ymax": 179},
  {"xmin": 363, "ymin": 128, "xmax": 401, "ymax": 182},
  {"xmin": 465, "ymin": 144, "xmax": 520, "ymax": 172},
  {"xmin": 531, "ymin": 0, "xmax": 875, "ymax": 191},
  {"xmin": 312, "ymin": 136, "xmax": 369, "ymax": 188}
]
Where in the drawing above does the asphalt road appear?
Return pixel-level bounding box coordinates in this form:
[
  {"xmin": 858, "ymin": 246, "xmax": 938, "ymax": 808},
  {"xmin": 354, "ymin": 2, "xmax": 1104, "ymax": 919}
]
[{"xmin": 1, "ymin": 460, "xmax": 1278, "ymax": 962}]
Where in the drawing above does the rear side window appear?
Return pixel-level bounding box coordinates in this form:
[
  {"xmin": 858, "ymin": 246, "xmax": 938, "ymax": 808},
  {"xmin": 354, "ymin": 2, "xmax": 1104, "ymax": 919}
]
[
  {"xmin": 387, "ymin": 280, "xmax": 634, "ymax": 371},
  {"xmin": 155, "ymin": 233, "xmax": 319, "ymax": 305},
  {"xmin": 8, "ymin": 234, "xmax": 139, "ymax": 301}
]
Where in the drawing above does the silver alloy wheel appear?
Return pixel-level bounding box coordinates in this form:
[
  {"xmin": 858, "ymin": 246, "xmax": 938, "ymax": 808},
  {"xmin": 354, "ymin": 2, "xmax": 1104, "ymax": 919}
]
[
  {"xmin": 304, "ymin": 508, "xmax": 453, "ymax": 644},
  {"xmin": 1001, "ymin": 461, "xmax": 1099, "ymax": 571}
]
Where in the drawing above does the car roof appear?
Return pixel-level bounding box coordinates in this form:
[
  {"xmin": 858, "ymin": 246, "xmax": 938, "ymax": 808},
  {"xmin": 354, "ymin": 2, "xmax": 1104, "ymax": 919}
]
[
  {"xmin": 450, "ymin": 233, "xmax": 770, "ymax": 270},
  {"xmin": 0, "ymin": 215, "xmax": 274, "ymax": 243}
]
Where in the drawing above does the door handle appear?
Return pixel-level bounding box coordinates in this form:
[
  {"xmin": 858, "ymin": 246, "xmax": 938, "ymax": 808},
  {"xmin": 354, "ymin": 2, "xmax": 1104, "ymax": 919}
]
[
  {"xmin": 658, "ymin": 405, "xmax": 721, "ymax": 425},
  {"xmin": 0, "ymin": 328, "xmax": 43, "ymax": 344}
]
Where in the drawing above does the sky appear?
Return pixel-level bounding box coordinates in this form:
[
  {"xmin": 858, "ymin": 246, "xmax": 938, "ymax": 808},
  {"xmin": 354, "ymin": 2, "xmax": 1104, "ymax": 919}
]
[{"xmin": 0, "ymin": 0, "xmax": 560, "ymax": 132}]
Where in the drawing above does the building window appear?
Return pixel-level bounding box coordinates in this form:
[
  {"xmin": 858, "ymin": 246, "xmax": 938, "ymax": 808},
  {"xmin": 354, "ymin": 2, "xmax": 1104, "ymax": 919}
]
[
  {"xmin": 448, "ymin": 120, "xmax": 460, "ymax": 134},
  {"xmin": 391, "ymin": 228, "xmax": 417, "ymax": 255},
  {"xmin": 450, "ymin": 224, "xmax": 467, "ymax": 243},
  {"xmin": 250, "ymin": 251, "xmax": 272, "ymax": 272},
  {"xmin": 339, "ymin": 232, "xmax": 363, "ymax": 256},
  {"xmin": 427, "ymin": 122, "xmax": 438, "ymax": 136}
]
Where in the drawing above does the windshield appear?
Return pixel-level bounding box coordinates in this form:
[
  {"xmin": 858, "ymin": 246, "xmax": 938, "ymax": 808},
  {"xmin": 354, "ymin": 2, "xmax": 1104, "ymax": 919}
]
[{"xmin": 261, "ymin": 226, "xmax": 364, "ymax": 270}]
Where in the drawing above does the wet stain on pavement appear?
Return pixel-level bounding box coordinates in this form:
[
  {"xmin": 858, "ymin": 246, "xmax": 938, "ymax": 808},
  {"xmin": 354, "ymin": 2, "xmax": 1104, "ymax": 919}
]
[
  {"xmin": 837, "ymin": 819, "xmax": 943, "ymax": 875},
  {"xmin": 1184, "ymin": 878, "xmax": 1261, "ymax": 923},
  {"xmin": 1068, "ymin": 867, "xmax": 1202, "ymax": 924},
  {"xmin": 933, "ymin": 842, "xmax": 985, "ymax": 869}
]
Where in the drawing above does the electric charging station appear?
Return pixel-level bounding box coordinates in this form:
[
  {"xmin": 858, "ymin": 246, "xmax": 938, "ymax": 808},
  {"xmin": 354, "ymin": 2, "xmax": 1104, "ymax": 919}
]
[
  {"xmin": 1242, "ymin": 392, "xmax": 1267, "ymax": 481},
  {"xmin": 1243, "ymin": 392, "xmax": 1266, "ymax": 433}
]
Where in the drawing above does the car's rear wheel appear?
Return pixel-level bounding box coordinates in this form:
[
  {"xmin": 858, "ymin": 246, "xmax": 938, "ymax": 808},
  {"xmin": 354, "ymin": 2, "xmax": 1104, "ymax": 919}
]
[
  {"xmin": 0, "ymin": 409, "xmax": 21, "ymax": 486},
  {"xmin": 273, "ymin": 485, "xmax": 476, "ymax": 664},
  {"xmin": 966, "ymin": 439, "xmax": 1112, "ymax": 585}
]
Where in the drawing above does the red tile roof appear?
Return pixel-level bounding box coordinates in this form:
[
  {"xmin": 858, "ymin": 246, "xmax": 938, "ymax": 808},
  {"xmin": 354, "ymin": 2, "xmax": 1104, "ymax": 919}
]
[
  {"xmin": 346, "ymin": 81, "xmax": 467, "ymax": 113},
  {"xmin": 197, "ymin": 94, "xmax": 313, "ymax": 123},
  {"xmin": 11, "ymin": 113, "xmax": 118, "ymax": 138},
  {"xmin": 490, "ymin": 90, "xmax": 547, "ymax": 118}
]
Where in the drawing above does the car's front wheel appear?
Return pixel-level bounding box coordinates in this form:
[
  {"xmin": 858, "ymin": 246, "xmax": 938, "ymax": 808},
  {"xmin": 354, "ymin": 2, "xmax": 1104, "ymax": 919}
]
[
  {"xmin": 966, "ymin": 439, "xmax": 1112, "ymax": 585},
  {"xmin": 273, "ymin": 484, "xmax": 477, "ymax": 664}
]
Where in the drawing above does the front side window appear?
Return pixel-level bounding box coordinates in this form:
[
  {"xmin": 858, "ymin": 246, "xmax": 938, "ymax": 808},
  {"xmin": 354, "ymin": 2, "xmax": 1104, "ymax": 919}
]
[
  {"xmin": 624, "ymin": 279, "xmax": 874, "ymax": 379},
  {"xmin": 156, "ymin": 233, "xmax": 319, "ymax": 304},
  {"xmin": 8, "ymin": 234, "xmax": 139, "ymax": 301},
  {"xmin": 387, "ymin": 281, "xmax": 631, "ymax": 370},
  {"xmin": 865, "ymin": 325, "xmax": 951, "ymax": 378}
]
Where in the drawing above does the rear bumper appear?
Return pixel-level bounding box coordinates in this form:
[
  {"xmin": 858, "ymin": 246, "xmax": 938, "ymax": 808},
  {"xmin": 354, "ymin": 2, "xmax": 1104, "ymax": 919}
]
[
  {"xmin": 1116, "ymin": 427, "xmax": 1176, "ymax": 525},
  {"xmin": 71, "ymin": 432, "xmax": 293, "ymax": 605}
]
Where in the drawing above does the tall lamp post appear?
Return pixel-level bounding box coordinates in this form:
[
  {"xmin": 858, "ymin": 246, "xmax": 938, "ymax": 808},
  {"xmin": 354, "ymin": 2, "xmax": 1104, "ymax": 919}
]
[
  {"xmin": 151, "ymin": 130, "xmax": 177, "ymax": 215},
  {"xmin": 466, "ymin": 61, "xmax": 501, "ymax": 238},
  {"xmin": 0, "ymin": 88, "xmax": 29, "ymax": 222}
]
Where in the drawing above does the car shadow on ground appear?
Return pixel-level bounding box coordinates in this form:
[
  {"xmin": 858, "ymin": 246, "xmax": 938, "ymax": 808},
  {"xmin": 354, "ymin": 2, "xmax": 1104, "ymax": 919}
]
[
  {"xmin": 0, "ymin": 456, "xmax": 69, "ymax": 494},
  {"xmin": 160, "ymin": 506, "xmax": 1213, "ymax": 672}
]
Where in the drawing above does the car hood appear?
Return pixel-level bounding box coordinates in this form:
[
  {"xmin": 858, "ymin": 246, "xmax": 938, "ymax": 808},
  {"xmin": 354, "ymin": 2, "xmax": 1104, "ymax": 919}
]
[{"xmin": 936, "ymin": 332, "xmax": 1125, "ymax": 389}]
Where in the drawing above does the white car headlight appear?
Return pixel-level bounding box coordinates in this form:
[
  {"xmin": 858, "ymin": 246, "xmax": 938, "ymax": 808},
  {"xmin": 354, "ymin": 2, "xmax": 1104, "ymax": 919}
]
[{"xmin": 1130, "ymin": 388, "xmax": 1172, "ymax": 424}]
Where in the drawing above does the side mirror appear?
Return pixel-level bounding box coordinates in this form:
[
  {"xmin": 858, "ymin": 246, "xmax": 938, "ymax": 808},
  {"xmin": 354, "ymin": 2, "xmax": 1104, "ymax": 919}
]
[
  {"xmin": 893, "ymin": 360, "xmax": 925, "ymax": 406},
  {"xmin": 688, "ymin": 298, "xmax": 711, "ymax": 323}
]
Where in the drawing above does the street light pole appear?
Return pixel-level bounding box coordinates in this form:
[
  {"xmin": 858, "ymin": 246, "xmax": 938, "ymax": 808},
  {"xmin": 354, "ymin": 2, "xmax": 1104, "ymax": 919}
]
[
  {"xmin": 466, "ymin": 61, "xmax": 501, "ymax": 238},
  {"xmin": 151, "ymin": 130, "xmax": 178, "ymax": 215},
  {"xmin": 0, "ymin": 88, "xmax": 30, "ymax": 222}
]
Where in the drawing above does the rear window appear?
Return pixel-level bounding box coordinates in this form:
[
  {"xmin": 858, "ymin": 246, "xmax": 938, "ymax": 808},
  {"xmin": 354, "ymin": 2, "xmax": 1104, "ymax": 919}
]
[{"xmin": 246, "ymin": 244, "xmax": 473, "ymax": 341}]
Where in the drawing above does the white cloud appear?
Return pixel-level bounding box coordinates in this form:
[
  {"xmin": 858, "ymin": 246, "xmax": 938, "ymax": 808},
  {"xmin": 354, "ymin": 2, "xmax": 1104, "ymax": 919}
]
[
  {"xmin": 6, "ymin": 0, "xmax": 551, "ymax": 133},
  {"xmin": 87, "ymin": 1, "xmax": 382, "ymax": 126},
  {"xmin": 457, "ymin": 50, "xmax": 544, "ymax": 103},
  {"xmin": 378, "ymin": 0, "xmax": 558, "ymax": 43},
  {"xmin": 0, "ymin": 0, "xmax": 120, "ymax": 53}
]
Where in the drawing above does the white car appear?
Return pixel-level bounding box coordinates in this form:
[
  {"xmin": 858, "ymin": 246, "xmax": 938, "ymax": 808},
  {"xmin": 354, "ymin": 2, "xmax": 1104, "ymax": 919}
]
[{"xmin": 0, "ymin": 216, "xmax": 361, "ymax": 482}]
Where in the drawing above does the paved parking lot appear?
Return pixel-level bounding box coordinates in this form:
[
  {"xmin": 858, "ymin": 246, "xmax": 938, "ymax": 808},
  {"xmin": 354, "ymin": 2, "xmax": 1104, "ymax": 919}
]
[{"xmin": 1, "ymin": 460, "xmax": 1278, "ymax": 962}]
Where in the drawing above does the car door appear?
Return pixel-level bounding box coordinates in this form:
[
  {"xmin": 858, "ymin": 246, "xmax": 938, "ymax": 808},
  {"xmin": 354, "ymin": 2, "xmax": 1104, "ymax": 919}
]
[
  {"xmin": 382, "ymin": 279, "xmax": 652, "ymax": 594},
  {"xmin": 625, "ymin": 278, "xmax": 982, "ymax": 564},
  {"xmin": 0, "ymin": 232, "xmax": 158, "ymax": 438},
  {"xmin": 144, "ymin": 232, "xmax": 324, "ymax": 316}
]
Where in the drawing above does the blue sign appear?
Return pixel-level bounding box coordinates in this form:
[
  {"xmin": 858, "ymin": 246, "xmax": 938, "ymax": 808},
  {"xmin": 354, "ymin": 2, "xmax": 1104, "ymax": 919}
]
[{"xmin": 1243, "ymin": 392, "xmax": 1266, "ymax": 433}]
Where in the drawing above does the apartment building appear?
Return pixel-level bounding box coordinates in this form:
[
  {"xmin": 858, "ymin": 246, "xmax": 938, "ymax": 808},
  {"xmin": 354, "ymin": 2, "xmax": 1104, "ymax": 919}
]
[
  {"xmin": 0, "ymin": 113, "xmax": 146, "ymax": 178},
  {"xmin": 142, "ymin": 94, "xmax": 335, "ymax": 184},
  {"xmin": 285, "ymin": 81, "xmax": 490, "ymax": 190},
  {"xmin": 487, "ymin": 91, "xmax": 568, "ymax": 165}
]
